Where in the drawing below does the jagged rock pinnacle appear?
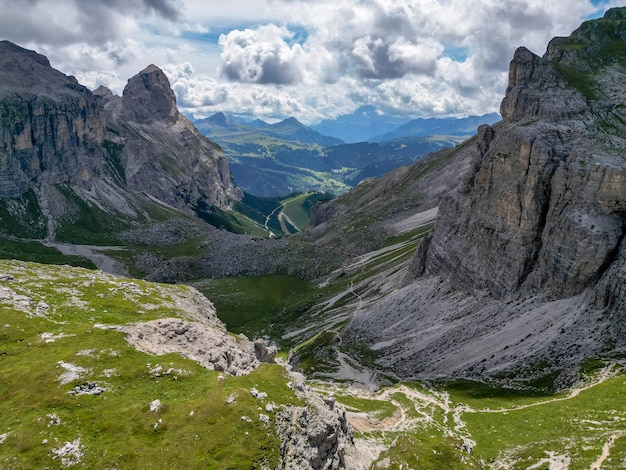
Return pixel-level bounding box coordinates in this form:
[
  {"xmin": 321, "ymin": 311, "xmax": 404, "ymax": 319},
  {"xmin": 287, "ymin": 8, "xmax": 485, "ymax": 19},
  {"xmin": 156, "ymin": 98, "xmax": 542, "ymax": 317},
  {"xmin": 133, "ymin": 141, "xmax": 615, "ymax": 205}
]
[{"xmin": 122, "ymin": 64, "xmax": 179, "ymax": 124}]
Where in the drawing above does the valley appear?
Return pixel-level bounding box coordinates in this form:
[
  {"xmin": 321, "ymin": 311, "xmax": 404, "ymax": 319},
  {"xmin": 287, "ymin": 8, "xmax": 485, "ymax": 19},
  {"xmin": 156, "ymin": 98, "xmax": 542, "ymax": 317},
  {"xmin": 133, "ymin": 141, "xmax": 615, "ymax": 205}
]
[
  {"xmin": 1, "ymin": 6, "xmax": 626, "ymax": 469},
  {"xmin": 192, "ymin": 111, "xmax": 497, "ymax": 197}
]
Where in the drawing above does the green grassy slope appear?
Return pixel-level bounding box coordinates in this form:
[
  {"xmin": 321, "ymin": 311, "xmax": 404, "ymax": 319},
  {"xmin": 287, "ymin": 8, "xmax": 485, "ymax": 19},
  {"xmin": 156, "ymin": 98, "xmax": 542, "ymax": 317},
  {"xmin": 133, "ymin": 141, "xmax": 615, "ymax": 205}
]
[{"xmin": 0, "ymin": 260, "xmax": 299, "ymax": 469}]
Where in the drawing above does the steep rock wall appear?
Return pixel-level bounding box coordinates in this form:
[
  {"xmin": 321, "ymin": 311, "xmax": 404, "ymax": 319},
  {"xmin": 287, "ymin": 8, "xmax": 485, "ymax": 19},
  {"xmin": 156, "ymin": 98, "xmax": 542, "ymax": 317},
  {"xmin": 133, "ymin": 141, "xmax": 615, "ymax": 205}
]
[
  {"xmin": 346, "ymin": 9, "xmax": 626, "ymax": 383},
  {"xmin": 0, "ymin": 41, "xmax": 106, "ymax": 198},
  {"xmin": 0, "ymin": 41, "xmax": 241, "ymax": 240}
]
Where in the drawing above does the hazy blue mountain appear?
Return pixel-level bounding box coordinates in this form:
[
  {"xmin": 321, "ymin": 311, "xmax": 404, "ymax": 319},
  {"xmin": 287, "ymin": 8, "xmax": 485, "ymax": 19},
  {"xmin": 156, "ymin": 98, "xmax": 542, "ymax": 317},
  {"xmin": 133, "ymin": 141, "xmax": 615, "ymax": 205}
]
[
  {"xmin": 193, "ymin": 113, "xmax": 342, "ymax": 146},
  {"xmin": 371, "ymin": 112, "xmax": 501, "ymax": 142},
  {"xmin": 312, "ymin": 105, "xmax": 410, "ymax": 143},
  {"xmin": 247, "ymin": 118, "xmax": 270, "ymax": 128}
]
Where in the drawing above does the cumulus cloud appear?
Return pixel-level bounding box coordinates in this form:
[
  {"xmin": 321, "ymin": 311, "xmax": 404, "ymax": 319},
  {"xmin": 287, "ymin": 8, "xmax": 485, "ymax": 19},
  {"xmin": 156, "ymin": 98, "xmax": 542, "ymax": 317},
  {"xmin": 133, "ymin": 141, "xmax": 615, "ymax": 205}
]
[
  {"xmin": 218, "ymin": 25, "xmax": 304, "ymax": 84},
  {"xmin": 0, "ymin": 0, "xmax": 617, "ymax": 123},
  {"xmin": 0, "ymin": 0, "xmax": 181, "ymax": 47}
]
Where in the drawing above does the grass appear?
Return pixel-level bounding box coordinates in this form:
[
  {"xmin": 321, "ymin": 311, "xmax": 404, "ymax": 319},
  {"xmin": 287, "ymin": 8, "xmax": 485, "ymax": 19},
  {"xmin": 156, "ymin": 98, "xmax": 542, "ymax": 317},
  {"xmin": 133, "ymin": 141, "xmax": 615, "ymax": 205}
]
[
  {"xmin": 0, "ymin": 259, "xmax": 300, "ymax": 469},
  {"xmin": 0, "ymin": 236, "xmax": 96, "ymax": 269},
  {"xmin": 553, "ymin": 62, "xmax": 598, "ymax": 100},
  {"xmin": 461, "ymin": 372, "xmax": 626, "ymax": 467},
  {"xmin": 445, "ymin": 378, "xmax": 564, "ymax": 410},
  {"xmin": 0, "ymin": 188, "xmax": 47, "ymax": 239},
  {"xmin": 334, "ymin": 395, "xmax": 397, "ymax": 419},
  {"xmin": 280, "ymin": 192, "xmax": 334, "ymax": 231},
  {"xmin": 54, "ymin": 185, "xmax": 131, "ymax": 245},
  {"xmin": 280, "ymin": 193, "xmax": 312, "ymax": 229},
  {"xmin": 190, "ymin": 275, "xmax": 314, "ymax": 342}
]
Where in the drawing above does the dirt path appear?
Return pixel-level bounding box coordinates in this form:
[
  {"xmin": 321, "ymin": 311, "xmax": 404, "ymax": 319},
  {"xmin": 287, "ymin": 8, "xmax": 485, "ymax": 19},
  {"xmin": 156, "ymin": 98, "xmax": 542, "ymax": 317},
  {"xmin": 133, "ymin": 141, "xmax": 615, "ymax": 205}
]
[
  {"xmin": 590, "ymin": 432, "xmax": 626, "ymax": 469},
  {"xmin": 44, "ymin": 242, "xmax": 129, "ymax": 277},
  {"xmin": 278, "ymin": 211, "xmax": 300, "ymax": 234},
  {"xmin": 264, "ymin": 206, "xmax": 280, "ymax": 238},
  {"xmin": 316, "ymin": 362, "xmax": 623, "ymax": 469}
]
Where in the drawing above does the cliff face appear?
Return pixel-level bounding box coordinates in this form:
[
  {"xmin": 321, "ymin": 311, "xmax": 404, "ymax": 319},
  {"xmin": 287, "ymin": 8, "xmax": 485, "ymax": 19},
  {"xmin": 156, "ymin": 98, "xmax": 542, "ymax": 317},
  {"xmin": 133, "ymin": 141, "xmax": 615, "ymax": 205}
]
[
  {"xmin": 345, "ymin": 8, "xmax": 626, "ymax": 383},
  {"xmin": 0, "ymin": 41, "xmax": 241, "ymax": 241},
  {"xmin": 104, "ymin": 64, "xmax": 241, "ymax": 211},
  {"xmin": 0, "ymin": 41, "xmax": 106, "ymax": 198},
  {"xmin": 423, "ymin": 8, "xmax": 626, "ymax": 305}
]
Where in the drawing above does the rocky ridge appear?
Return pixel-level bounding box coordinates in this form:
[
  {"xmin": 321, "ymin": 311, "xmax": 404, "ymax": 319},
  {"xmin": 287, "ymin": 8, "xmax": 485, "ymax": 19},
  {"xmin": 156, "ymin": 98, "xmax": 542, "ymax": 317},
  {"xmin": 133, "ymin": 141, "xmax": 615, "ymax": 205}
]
[
  {"xmin": 340, "ymin": 8, "xmax": 626, "ymax": 385},
  {"xmin": 0, "ymin": 40, "xmax": 240, "ymax": 242}
]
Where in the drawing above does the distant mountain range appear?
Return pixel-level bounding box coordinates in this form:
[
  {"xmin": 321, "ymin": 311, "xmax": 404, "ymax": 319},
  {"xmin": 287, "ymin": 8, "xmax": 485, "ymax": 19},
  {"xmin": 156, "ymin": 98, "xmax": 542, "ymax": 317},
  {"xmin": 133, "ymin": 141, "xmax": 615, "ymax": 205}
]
[
  {"xmin": 312, "ymin": 105, "xmax": 410, "ymax": 143},
  {"xmin": 370, "ymin": 113, "xmax": 501, "ymax": 142},
  {"xmin": 311, "ymin": 105, "xmax": 500, "ymax": 144},
  {"xmin": 193, "ymin": 112, "xmax": 343, "ymax": 147},
  {"xmin": 190, "ymin": 111, "xmax": 500, "ymax": 197}
]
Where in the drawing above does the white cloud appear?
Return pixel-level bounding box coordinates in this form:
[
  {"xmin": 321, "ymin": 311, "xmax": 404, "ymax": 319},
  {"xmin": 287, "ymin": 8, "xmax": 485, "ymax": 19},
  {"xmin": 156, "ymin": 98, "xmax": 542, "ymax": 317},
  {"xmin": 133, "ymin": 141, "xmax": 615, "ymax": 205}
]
[
  {"xmin": 218, "ymin": 24, "xmax": 304, "ymax": 84},
  {"xmin": 0, "ymin": 0, "xmax": 616, "ymax": 124}
]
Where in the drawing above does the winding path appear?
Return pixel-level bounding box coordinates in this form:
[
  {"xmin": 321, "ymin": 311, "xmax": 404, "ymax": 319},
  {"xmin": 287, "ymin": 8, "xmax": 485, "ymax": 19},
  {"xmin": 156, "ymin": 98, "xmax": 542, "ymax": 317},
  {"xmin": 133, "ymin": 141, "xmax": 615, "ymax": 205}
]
[{"xmin": 318, "ymin": 362, "xmax": 624, "ymax": 469}]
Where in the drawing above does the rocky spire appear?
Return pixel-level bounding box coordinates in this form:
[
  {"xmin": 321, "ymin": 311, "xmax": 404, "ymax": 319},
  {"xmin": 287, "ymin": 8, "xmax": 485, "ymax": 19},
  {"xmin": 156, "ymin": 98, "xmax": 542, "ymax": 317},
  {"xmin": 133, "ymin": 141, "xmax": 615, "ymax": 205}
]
[{"xmin": 122, "ymin": 64, "xmax": 179, "ymax": 125}]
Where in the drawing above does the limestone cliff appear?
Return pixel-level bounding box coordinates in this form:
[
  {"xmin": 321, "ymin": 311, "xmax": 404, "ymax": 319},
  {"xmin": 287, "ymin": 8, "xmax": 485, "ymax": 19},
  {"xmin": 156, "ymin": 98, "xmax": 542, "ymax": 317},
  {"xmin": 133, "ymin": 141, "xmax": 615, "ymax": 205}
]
[
  {"xmin": 103, "ymin": 65, "xmax": 241, "ymax": 211},
  {"xmin": 345, "ymin": 8, "xmax": 626, "ymax": 385},
  {"xmin": 0, "ymin": 41, "xmax": 106, "ymax": 198},
  {"xmin": 0, "ymin": 41, "xmax": 241, "ymax": 241}
]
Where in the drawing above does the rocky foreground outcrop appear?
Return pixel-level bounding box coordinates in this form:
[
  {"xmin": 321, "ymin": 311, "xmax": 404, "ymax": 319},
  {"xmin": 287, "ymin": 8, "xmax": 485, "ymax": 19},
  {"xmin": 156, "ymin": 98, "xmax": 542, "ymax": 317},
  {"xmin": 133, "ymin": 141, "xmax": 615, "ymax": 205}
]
[
  {"xmin": 275, "ymin": 371, "xmax": 356, "ymax": 470},
  {"xmin": 0, "ymin": 40, "xmax": 240, "ymax": 241},
  {"xmin": 345, "ymin": 8, "xmax": 626, "ymax": 385}
]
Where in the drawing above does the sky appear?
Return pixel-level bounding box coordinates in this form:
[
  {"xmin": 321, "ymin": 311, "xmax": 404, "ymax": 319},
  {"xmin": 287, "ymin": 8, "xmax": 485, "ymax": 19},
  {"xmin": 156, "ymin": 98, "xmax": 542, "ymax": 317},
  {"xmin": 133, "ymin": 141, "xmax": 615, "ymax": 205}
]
[{"xmin": 0, "ymin": 0, "xmax": 621, "ymax": 124}]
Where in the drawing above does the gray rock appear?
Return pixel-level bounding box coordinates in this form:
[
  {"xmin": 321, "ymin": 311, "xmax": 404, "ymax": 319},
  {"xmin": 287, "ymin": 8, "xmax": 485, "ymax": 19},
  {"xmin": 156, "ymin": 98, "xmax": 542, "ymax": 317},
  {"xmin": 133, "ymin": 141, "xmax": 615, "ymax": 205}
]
[
  {"xmin": 344, "ymin": 9, "xmax": 626, "ymax": 384},
  {"xmin": 275, "ymin": 392, "xmax": 353, "ymax": 470},
  {"xmin": 122, "ymin": 318, "xmax": 264, "ymax": 376},
  {"xmin": 70, "ymin": 382, "xmax": 105, "ymax": 396},
  {"xmin": 0, "ymin": 40, "xmax": 241, "ymax": 240}
]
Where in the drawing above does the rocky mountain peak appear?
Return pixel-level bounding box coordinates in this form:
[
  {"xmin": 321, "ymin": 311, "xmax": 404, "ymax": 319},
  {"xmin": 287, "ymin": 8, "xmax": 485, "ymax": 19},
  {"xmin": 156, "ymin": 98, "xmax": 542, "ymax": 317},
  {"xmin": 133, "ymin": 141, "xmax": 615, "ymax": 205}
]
[
  {"xmin": 206, "ymin": 111, "xmax": 229, "ymax": 126},
  {"xmin": 0, "ymin": 40, "xmax": 84, "ymax": 97},
  {"xmin": 122, "ymin": 64, "xmax": 178, "ymax": 124},
  {"xmin": 502, "ymin": 7, "xmax": 626, "ymax": 123},
  {"xmin": 0, "ymin": 40, "xmax": 50, "ymax": 67}
]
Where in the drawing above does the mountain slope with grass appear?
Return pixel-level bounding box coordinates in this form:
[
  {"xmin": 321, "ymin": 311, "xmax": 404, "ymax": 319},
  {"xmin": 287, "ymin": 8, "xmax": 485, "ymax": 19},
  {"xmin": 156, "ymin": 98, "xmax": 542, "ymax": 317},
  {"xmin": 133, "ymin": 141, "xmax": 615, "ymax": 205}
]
[{"xmin": 0, "ymin": 259, "xmax": 355, "ymax": 469}]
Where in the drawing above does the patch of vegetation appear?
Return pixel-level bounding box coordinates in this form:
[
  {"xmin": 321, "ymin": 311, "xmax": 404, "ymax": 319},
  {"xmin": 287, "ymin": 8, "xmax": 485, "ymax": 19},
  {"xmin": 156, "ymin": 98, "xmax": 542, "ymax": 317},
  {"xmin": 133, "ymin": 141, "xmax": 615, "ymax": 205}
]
[
  {"xmin": 54, "ymin": 185, "xmax": 131, "ymax": 245},
  {"xmin": 0, "ymin": 260, "xmax": 299, "ymax": 469},
  {"xmin": 280, "ymin": 192, "xmax": 334, "ymax": 230},
  {"xmin": 553, "ymin": 62, "xmax": 598, "ymax": 100},
  {"xmin": 292, "ymin": 331, "xmax": 339, "ymax": 375},
  {"xmin": 372, "ymin": 433, "xmax": 475, "ymax": 469},
  {"xmin": 233, "ymin": 193, "xmax": 283, "ymax": 234},
  {"xmin": 334, "ymin": 395, "xmax": 397, "ymax": 419},
  {"xmin": 190, "ymin": 275, "xmax": 314, "ymax": 342},
  {"xmin": 194, "ymin": 200, "xmax": 269, "ymax": 237},
  {"xmin": 102, "ymin": 140, "xmax": 125, "ymax": 185},
  {"xmin": 462, "ymin": 371, "xmax": 626, "ymax": 466},
  {"xmin": 445, "ymin": 378, "xmax": 563, "ymax": 409},
  {"xmin": 0, "ymin": 189, "xmax": 47, "ymax": 239},
  {"xmin": 0, "ymin": 236, "xmax": 96, "ymax": 269}
]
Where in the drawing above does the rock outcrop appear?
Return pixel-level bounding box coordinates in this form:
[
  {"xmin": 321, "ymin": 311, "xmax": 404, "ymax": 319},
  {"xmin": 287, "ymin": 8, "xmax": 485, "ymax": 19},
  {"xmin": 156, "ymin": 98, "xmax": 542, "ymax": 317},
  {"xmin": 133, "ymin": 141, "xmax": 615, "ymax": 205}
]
[
  {"xmin": 102, "ymin": 64, "xmax": 241, "ymax": 211},
  {"xmin": 0, "ymin": 41, "xmax": 241, "ymax": 241},
  {"xmin": 121, "ymin": 318, "xmax": 276, "ymax": 376},
  {"xmin": 344, "ymin": 8, "xmax": 626, "ymax": 384},
  {"xmin": 276, "ymin": 371, "xmax": 355, "ymax": 469}
]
